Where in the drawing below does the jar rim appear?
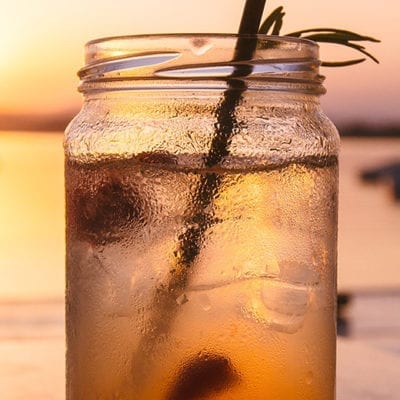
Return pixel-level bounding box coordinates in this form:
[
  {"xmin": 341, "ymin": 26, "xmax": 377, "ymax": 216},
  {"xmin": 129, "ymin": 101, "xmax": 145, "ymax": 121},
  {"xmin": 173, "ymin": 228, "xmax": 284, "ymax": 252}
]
[
  {"xmin": 86, "ymin": 33, "xmax": 319, "ymax": 48},
  {"xmin": 79, "ymin": 34, "xmax": 324, "ymax": 95}
]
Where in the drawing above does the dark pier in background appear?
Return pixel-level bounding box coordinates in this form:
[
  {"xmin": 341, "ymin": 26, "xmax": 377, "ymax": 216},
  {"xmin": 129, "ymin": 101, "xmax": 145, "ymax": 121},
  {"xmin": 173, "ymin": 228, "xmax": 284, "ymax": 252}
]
[{"xmin": 361, "ymin": 162, "xmax": 400, "ymax": 201}]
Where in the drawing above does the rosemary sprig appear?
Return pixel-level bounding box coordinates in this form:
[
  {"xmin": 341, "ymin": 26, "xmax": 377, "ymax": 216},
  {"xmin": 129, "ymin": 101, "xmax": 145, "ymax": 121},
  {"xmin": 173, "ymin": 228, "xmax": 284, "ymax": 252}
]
[
  {"xmin": 258, "ymin": 7, "xmax": 380, "ymax": 67},
  {"xmin": 286, "ymin": 27, "xmax": 380, "ymax": 42},
  {"xmin": 258, "ymin": 6, "xmax": 285, "ymax": 36}
]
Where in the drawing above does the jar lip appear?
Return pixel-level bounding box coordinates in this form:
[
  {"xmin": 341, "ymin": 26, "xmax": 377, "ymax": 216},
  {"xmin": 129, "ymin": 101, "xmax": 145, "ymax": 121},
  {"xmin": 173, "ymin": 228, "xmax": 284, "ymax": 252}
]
[
  {"xmin": 86, "ymin": 33, "xmax": 319, "ymax": 49},
  {"xmin": 80, "ymin": 33, "xmax": 324, "ymax": 95}
]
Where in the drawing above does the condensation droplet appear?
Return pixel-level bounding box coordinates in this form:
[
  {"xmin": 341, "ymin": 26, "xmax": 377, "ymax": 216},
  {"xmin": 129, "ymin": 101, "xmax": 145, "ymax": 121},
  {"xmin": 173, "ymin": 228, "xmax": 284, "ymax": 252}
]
[
  {"xmin": 198, "ymin": 294, "xmax": 211, "ymax": 311},
  {"xmin": 306, "ymin": 370, "xmax": 314, "ymax": 385},
  {"xmin": 233, "ymin": 265, "xmax": 242, "ymax": 279},
  {"xmin": 176, "ymin": 293, "xmax": 189, "ymax": 306},
  {"xmin": 190, "ymin": 39, "xmax": 213, "ymax": 56},
  {"xmin": 130, "ymin": 273, "xmax": 137, "ymax": 289}
]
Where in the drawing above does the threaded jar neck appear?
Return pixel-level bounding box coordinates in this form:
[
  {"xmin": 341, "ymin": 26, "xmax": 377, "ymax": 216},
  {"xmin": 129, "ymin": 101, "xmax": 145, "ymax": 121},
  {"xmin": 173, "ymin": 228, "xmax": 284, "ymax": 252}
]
[{"xmin": 78, "ymin": 34, "xmax": 325, "ymax": 95}]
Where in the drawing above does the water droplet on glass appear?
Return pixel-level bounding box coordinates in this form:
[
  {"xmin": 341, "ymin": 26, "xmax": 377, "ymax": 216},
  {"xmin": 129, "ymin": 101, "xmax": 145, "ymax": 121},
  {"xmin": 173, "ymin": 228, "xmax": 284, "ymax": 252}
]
[
  {"xmin": 306, "ymin": 370, "xmax": 314, "ymax": 385},
  {"xmin": 266, "ymin": 258, "xmax": 280, "ymax": 276},
  {"xmin": 190, "ymin": 38, "xmax": 213, "ymax": 56},
  {"xmin": 233, "ymin": 265, "xmax": 242, "ymax": 279},
  {"xmin": 176, "ymin": 293, "xmax": 189, "ymax": 306},
  {"xmin": 130, "ymin": 273, "xmax": 137, "ymax": 289},
  {"xmin": 198, "ymin": 294, "xmax": 211, "ymax": 311}
]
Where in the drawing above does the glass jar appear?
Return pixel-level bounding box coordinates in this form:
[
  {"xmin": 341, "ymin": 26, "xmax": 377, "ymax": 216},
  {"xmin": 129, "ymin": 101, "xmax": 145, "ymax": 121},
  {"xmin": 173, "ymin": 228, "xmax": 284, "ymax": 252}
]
[{"xmin": 65, "ymin": 34, "xmax": 339, "ymax": 400}]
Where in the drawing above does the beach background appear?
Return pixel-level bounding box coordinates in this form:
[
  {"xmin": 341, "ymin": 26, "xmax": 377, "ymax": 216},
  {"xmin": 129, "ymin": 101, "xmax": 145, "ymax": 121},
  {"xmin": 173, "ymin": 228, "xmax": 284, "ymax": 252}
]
[{"xmin": 1, "ymin": 0, "xmax": 399, "ymax": 399}]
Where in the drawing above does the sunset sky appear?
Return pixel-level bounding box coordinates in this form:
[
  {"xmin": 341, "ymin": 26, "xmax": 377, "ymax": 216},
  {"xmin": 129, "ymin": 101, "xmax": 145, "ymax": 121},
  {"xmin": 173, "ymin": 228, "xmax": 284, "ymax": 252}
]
[{"xmin": 0, "ymin": 0, "xmax": 397, "ymax": 125}]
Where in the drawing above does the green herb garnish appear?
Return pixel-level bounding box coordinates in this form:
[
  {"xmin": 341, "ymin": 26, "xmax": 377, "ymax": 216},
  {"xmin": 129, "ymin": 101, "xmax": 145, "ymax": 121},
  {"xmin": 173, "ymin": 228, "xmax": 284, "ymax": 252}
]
[{"xmin": 259, "ymin": 6, "xmax": 380, "ymax": 67}]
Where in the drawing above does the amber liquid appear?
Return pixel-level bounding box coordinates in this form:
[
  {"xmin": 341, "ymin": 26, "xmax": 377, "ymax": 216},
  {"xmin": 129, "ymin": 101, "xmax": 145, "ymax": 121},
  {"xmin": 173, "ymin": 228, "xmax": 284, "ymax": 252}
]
[{"xmin": 66, "ymin": 156, "xmax": 337, "ymax": 399}]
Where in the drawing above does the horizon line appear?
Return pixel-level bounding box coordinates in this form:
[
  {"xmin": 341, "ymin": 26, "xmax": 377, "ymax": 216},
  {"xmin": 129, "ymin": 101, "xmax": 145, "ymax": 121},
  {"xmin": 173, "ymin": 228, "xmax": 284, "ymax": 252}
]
[{"xmin": 1, "ymin": 112, "xmax": 400, "ymax": 136}]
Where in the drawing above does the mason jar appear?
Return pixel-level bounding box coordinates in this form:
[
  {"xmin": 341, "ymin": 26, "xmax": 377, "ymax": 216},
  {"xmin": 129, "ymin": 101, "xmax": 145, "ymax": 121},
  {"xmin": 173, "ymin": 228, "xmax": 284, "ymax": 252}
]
[{"xmin": 65, "ymin": 34, "xmax": 339, "ymax": 400}]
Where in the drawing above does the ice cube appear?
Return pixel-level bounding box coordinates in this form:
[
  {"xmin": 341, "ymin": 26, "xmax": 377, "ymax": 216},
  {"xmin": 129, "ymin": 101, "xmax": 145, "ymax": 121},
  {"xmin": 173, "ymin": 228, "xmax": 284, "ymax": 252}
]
[{"xmin": 240, "ymin": 279, "xmax": 312, "ymax": 334}]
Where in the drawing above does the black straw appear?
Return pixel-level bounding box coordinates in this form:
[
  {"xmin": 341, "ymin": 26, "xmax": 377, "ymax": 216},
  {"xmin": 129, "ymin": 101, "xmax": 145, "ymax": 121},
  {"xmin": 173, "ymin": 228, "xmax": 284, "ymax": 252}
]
[
  {"xmin": 132, "ymin": 0, "xmax": 268, "ymax": 391},
  {"xmin": 238, "ymin": 0, "xmax": 267, "ymax": 35}
]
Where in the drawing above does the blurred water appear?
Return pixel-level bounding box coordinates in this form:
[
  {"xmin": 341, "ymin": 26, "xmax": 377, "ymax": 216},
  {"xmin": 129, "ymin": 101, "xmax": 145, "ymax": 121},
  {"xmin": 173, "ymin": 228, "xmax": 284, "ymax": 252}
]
[
  {"xmin": 0, "ymin": 300, "xmax": 64, "ymax": 340},
  {"xmin": 0, "ymin": 132, "xmax": 399, "ymax": 301},
  {"xmin": 338, "ymin": 137, "xmax": 400, "ymax": 291},
  {"xmin": 0, "ymin": 132, "xmax": 399, "ymax": 398}
]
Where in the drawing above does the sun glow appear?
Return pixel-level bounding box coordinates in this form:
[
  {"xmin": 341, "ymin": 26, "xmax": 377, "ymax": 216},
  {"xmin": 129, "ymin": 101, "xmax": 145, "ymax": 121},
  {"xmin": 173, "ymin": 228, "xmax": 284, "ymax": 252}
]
[
  {"xmin": 0, "ymin": 26, "xmax": 16, "ymax": 74},
  {"xmin": 0, "ymin": 0, "xmax": 396, "ymax": 123}
]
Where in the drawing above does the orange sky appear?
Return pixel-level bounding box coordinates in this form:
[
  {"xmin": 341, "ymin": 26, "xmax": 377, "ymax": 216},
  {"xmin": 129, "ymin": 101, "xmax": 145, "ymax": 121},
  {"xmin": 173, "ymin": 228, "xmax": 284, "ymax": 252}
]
[{"xmin": 0, "ymin": 0, "xmax": 397, "ymax": 125}]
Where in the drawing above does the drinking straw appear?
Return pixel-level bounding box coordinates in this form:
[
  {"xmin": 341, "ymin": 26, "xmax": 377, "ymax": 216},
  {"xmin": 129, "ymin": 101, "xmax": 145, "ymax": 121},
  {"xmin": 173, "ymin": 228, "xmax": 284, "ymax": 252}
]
[{"xmin": 133, "ymin": 0, "xmax": 267, "ymax": 388}]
